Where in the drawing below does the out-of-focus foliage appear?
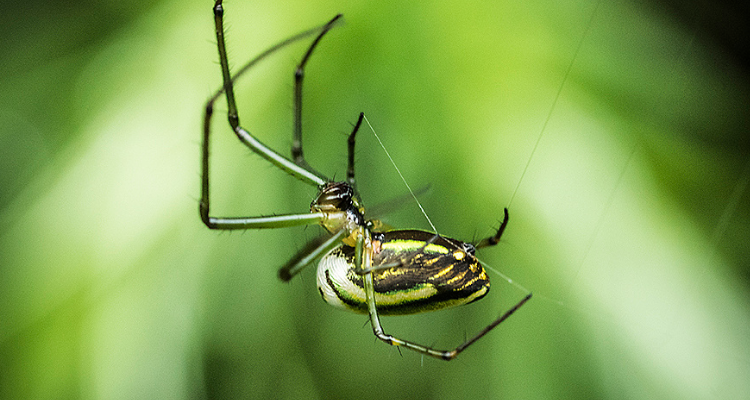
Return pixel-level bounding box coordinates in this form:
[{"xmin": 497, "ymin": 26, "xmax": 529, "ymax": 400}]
[{"xmin": 1, "ymin": 0, "xmax": 748, "ymax": 399}]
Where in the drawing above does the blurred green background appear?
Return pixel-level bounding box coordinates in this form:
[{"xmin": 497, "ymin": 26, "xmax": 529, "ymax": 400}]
[{"xmin": 1, "ymin": 0, "xmax": 749, "ymax": 399}]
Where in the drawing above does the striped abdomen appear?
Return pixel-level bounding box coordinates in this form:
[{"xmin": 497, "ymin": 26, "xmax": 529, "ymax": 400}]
[{"xmin": 316, "ymin": 230, "xmax": 490, "ymax": 315}]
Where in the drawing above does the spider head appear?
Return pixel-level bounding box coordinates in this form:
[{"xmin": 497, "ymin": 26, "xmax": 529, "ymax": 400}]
[
  {"xmin": 312, "ymin": 182, "xmax": 365, "ymax": 236},
  {"xmin": 311, "ymin": 181, "xmax": 354, "ymax": 213}
]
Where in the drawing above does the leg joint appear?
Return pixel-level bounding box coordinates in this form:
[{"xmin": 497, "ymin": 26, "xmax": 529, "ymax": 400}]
[{"xmin": 227, "ymin": 113, "xmax": 239, "ymax": 129}]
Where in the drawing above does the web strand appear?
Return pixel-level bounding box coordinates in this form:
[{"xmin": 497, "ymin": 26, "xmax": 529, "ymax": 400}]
[
  {"xmin": 363, "ymin": 115, "xmax": 438, "ymax": 234},
  {"xmin": 507, "ymin": 1, "xmax": 602, "ymax": 210}
]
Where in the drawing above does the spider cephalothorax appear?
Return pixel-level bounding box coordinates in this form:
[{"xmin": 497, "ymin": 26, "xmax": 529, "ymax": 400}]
[{"xmin": 311, "ymin": 181, "xmax": 365, "ymax": 244}]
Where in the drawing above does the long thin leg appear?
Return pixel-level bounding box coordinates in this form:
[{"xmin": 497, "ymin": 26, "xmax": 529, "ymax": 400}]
[
  {"xmin": 347, "ymin": 112, "xmax": 365, "ymax": 192},
  {"xmin": 291, "ymin": 14, "xmax": 344, "ymax": 171},
  {"xmin": 357, "ymin": 224, "xmax": 531, "ymax": 361},
  {"xmin": 365, "ymin": 272, "xmax": 531, "ymax": 360},
  {"xmin": 278, "ymin": 229, "xmax": 345, "ymax": 281},
  {"xmin": 209, "ymin": 0, "xmax": 334, "ymax": 186},
  {"xmin": 475, "ymin": 208, "xmax": 509, "ymax": 249},
  {"xmin": 200, "ymin": 2, "xmax": 340, "ymax": 230},
  {"xmin": 279, "ymin": 110, "xmax": 361, "ymax": 277}
]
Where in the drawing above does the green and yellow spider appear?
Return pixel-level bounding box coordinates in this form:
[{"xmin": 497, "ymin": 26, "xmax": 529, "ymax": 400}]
[{"xmin": 200, "ymin": 0, "xmax": 531, "ymax": 361}]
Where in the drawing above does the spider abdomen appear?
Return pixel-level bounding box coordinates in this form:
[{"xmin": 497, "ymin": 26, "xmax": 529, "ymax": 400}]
[{"xmin": 316, "ymin": 230, "xmax": 490, "ymax": 315}]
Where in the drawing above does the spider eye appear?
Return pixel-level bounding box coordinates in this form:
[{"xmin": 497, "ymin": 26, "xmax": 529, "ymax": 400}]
[{"xmin": 312, "ymin": 182, "xmax": 353, "ymax": 212}]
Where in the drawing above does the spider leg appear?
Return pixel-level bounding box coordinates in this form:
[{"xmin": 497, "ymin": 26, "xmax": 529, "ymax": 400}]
[
  {"xmin": 347, "ymin": 112, "xmax": 365, "ymax": 193},
  {"xmin": 201, "ymin": 1, "xmax": 342, "ymax": 230},
  {"xmin": 354, "ymin": 232, "xmax": 438, "ymax": 276},
  {"xmin": 278, "ymin": 229, "xmax": 345, "ymax": 281},
  {"xmin": 292, "ymin": 15, "xmax": 344, "ymax": 174},
  {"xmin": 358, "ymin": 222, "xmax": 531, "ymax": 361},
  {"xmin": 475, "ymin": 208, "xmax": 509, "ymax": 249}
]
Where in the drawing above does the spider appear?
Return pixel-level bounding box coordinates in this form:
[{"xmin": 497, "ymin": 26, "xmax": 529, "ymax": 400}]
[{"xmin": 200, "ymin": 0, "xmax": 531, "ymax": 361}]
